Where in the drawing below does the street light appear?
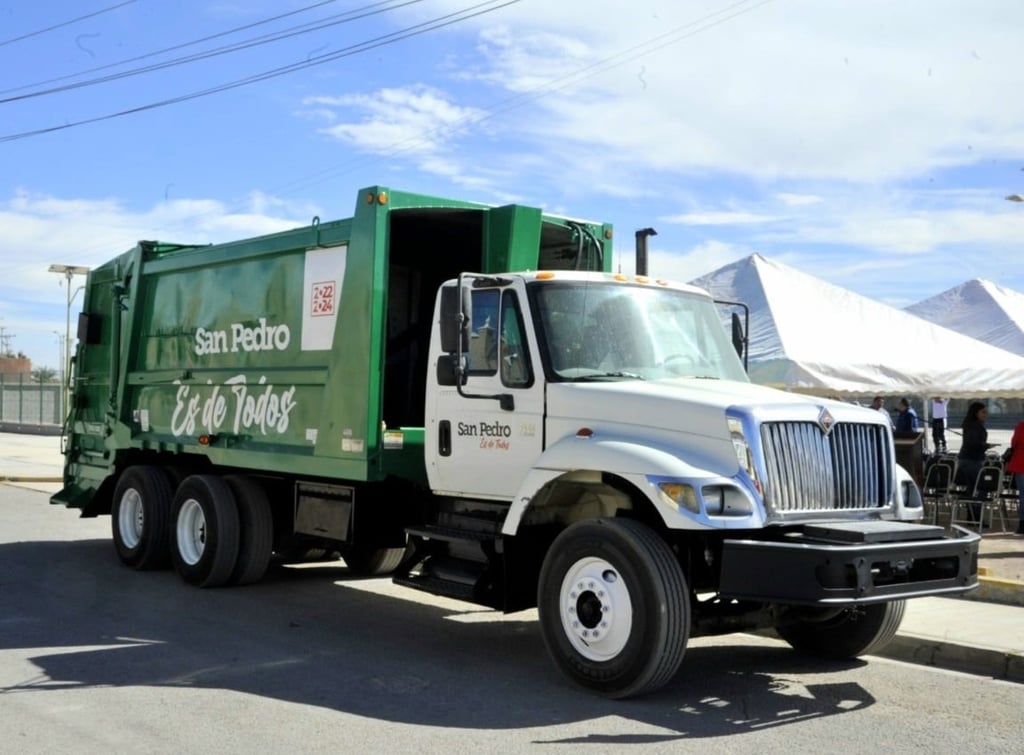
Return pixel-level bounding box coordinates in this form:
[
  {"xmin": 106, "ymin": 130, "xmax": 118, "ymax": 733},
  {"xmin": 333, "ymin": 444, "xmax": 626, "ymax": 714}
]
[
  {"xmin": 48, "ymin": 264, "xmax": 90, "ymax": 418},
  {"xmin": 52, "ymin": 330, "xmax": 65, "ymax": 419}
]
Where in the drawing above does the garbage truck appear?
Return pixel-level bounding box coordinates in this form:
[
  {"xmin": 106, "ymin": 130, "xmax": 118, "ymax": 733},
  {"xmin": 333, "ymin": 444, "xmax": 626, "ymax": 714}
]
[{"xmin": 53, "ymin": 185, "xmax": 980, "ymax": 698}]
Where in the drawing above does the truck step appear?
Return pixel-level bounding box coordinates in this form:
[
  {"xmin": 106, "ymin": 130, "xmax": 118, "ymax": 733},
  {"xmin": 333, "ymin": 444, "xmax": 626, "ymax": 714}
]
[{"xmin": 393, "ymin": 573, "xmax": 489, "ymax": 605}]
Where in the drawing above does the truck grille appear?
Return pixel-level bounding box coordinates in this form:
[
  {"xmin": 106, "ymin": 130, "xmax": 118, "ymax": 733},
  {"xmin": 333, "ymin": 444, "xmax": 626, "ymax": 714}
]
[{"xmin": 760, "ymin": 422, "xmax": 891, "ymax": 514}]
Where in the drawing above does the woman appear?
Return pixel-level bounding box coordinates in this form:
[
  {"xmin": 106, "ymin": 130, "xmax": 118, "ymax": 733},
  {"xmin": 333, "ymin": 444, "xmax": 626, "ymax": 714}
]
[
  {"xmin": 956, "ymin": 402, "xmax": 989, "ymax": 522},
  {"xmin": 1006, "ymin": 418, "xmax": 1024, "ymax": 535}
]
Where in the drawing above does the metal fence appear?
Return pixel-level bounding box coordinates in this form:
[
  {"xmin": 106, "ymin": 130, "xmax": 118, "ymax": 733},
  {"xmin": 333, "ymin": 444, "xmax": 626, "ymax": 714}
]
[{"xmin": 0, "ymin": 374, "xmax": 63, "ymax": 434}]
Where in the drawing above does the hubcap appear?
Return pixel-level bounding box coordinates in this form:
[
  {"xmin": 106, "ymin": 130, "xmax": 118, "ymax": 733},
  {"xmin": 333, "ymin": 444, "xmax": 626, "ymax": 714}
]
[
  {"xmin": 176, "ymin": 498, "xmax": 207, "ymax": 566},
  {"xmin": 559, "ymin": 557, "xmax": 633, "ymax": 661},
  {"xmin": 118, "ymin": 488, "xmax": 144, "ymax": 549}
]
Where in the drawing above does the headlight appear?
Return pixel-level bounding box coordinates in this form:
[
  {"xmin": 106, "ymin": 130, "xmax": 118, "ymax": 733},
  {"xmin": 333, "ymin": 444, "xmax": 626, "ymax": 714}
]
[
  {"xmin": 702, "ymin": 485, "xmax": 754, "ymax": 516},
  {"xmin": 657, "ymin": 481, "xmax": 700, "ymax": 514}
]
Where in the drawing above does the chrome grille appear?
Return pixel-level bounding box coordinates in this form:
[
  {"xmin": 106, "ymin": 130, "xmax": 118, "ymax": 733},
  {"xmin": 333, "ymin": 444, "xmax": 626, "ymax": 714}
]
[{"xmin": 760, "ymin": 421, "xmax": 891, "ymax": 514}]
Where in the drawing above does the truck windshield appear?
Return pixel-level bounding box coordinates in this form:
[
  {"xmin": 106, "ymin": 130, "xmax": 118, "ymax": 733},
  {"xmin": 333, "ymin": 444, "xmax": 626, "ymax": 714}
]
[{"xmin": 532, "ymin": 281, "xmax": 749, "ymax": 382}]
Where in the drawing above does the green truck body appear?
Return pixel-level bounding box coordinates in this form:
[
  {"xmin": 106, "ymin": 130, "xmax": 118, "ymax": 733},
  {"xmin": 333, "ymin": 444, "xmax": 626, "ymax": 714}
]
[
  {"xmin": 52, "ymin": 185, "xmax": 978, "ymax": 698},
  {"xmin": 56, "ymin": 187, "xmax": 611, "ymax": 507}
]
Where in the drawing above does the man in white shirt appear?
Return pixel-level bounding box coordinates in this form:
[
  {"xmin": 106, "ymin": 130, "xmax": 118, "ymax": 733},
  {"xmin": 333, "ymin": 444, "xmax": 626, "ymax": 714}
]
[
  {"xmin": 931, "ymin": 396, "xmax": 949, "ymax": 452},
  {"xmin": 871, "ymin": 396, "xmax": 894, "ymax": 428}
]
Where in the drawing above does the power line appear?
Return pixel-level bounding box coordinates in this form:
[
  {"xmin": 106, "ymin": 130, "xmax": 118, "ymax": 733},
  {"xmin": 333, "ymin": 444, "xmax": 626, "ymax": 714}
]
[
  {"xmin": 6, "ymin": 0, "xmax": 774, "ymax": 265},
  {"xmin": 0, "ymin": 0, "xmax": 399, "ymax": 98},
  {"xmin": 1, "ymin": 0, "xmax": 426, "ymax": 105},
  {"xmin": 0, "ymin": 0, "xmax": 521, "ymax": 143},
  {"xmin": 0, "ymin": 1, "xmax": 141, "ymax": 48},
  {"xmin": 268, "ymin": 0, "xmax": 774, "ymax": 195}
]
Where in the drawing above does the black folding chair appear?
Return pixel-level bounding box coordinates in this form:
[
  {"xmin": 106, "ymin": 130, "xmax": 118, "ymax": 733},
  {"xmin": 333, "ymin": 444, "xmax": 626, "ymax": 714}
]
[
  {"xmin": 921, "ymin": 460, "xmax": 955, "ymax": 526},
  {"xmin": 949, "ymin": 463, "xmax": 1007, "ymax": 534}
]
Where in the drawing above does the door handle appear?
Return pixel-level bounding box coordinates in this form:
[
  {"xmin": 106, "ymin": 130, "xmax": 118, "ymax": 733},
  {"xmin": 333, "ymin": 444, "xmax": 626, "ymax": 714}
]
[{"xmin": 439, "ymin": 419, "xmax": 451, "ymax": 457}]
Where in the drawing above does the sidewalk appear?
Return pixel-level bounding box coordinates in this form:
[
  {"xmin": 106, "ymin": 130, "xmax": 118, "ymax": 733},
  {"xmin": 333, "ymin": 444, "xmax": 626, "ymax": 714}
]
[{"xmin": 2, "ymin": 431, "xmax": 1021, "ymax": 683}]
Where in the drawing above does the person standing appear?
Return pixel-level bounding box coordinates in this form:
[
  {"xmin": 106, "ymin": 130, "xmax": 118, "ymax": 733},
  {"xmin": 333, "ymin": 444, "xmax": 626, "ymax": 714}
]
[
  {"xmin": 957, "ymin": 401, "xmax": 989, "ymax": 522},
  {"xmin": 931, "ymin": 396, "xmax": 949, "ymax": 452},
  {"xmin": 894, "ymin": 398, "xmax": 919, "ymax": 433},
  {"xmin": 871, "ymin": 396, "xmax": 893, "ymax": 428},
  {"xmin": 1006, "ymin": 419, "xmax": 1024, "ymax": 535}
]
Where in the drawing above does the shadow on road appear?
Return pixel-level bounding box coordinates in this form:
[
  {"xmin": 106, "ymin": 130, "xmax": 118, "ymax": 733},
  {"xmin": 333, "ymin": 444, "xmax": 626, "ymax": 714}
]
[{"xmin": 0, "ymin": 538, "xmax": 875, "ymax": 739}]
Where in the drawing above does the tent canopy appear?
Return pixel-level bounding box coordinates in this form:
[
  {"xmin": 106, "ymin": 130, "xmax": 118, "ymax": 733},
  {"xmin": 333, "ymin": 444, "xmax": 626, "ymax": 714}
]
[
  {"xmin": 907, "ymin": 278, "xmax": 1024, "ymax": 357},
  {"xmin": 691, "ymin": 254, "xmax": 1024, "ymax": 399}
]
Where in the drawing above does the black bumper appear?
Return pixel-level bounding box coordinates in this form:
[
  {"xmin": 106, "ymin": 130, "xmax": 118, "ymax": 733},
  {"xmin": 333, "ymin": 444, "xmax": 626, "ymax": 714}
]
[{"xmin": 718, "ymin": 521, "xmax": 980, "ymax": 605}]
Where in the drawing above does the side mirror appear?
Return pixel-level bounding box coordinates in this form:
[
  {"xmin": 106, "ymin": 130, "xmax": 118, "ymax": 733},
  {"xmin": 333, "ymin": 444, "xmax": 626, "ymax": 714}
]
[
  {"xmin": 436, "ymin": 354, "xmax": 465, "ymax": 386},
  {"xmin": 731, "ymin": 311, "xmax": 744, "ymax": 359},
  {"xmin": 440, "ymin": 287, "xmax": 458, "ymax": 353},
  {"xmin": 439, "ymin": 285, "xmax": 472, "ymax": 354}
]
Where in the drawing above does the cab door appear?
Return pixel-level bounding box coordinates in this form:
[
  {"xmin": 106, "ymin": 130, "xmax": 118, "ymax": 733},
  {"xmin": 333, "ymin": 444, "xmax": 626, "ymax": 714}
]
[{"xmin": 426, "ymin": 281, "xmax": 545, "ymax": 498}]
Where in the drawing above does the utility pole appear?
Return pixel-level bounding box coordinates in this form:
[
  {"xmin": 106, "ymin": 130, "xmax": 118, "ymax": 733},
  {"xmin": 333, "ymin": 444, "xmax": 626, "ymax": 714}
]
[{"xmin": 0, "ymin": 325, "xmax": 12, "ymax": 356}]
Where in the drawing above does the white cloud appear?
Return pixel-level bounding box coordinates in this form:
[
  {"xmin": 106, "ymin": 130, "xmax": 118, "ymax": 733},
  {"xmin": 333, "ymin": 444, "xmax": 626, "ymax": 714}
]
[
  {"xmin": 0, "ymin": 190, "xmax": 312, "ymax": 368},
  {"xmin": 776, "ymin": 193, "xmax": 823, "ymax": 207},
  {"xmin": 305, "ymin": 86, "xmax": 486, "ymax": 156},
  {"xmin": 622, "ymin": 239, "xmax": 751, "ymax": 281},
  {"xmin": 418, "ymin": 0, "xmax": 1024, "ymax": 183},
  {"xmin": 661, "ymin": 210, "xmax": 782, "ymax": 226}
]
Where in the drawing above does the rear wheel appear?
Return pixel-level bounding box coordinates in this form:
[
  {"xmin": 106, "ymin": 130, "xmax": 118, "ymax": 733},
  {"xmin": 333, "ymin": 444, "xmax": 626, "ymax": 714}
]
[
  {"xmin": 111, "ymin": 466, "xmax": 174, "ymax": 570},
  {"xmin": 537, "ymin": 518, "xmax": 689, "ymax": 698},
  {"xmin": 339, "ymin": 543, "xmax": 407, "ymax": 576},
  {"xmin": 171, "ymin": 475, "xmax": 240, "ymax": 588},
  {"xmin": 776, "ymin": 600, "xmax": 906, "ymax": 658},
  {"xmin": 223, "ymin": 475, "xmax": 274, "ymax": 585}
]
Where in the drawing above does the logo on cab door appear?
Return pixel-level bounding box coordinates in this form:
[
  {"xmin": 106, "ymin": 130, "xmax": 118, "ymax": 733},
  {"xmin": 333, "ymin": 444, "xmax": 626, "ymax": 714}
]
[{"xmin": 457, "ymin": 420, "xmax": 512, "ymax": 450}]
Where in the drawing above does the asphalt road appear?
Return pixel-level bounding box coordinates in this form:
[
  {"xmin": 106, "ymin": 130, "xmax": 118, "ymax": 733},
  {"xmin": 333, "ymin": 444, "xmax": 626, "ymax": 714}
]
[{"xmin": 1, "ymin": 485, "xmax": 1020, "ymax": 754}]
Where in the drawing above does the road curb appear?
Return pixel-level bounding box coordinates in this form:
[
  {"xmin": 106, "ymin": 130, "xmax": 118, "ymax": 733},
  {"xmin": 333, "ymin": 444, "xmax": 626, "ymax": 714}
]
[
  {"xmin": 0, "ymin": 476, "xmax": 62, "ymax": 483},
  {"xmin": 878, "ymin": 634, "xmax": 1024, "ymax": 683},
  {"xmin": 964, "ymin": 576, "xmax": 1024, "ymax": 607}
]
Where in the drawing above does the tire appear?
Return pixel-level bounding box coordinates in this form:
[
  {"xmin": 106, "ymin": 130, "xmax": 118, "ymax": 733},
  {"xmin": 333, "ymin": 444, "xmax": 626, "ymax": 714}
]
[
  {"xmin": 111, "ymin": 465, "xmax": 174, "ymax": 570},
  {"xmin": 776, "ymin": 600, "xmax": 906, "ymax": 658},
  {"xmin": 274, "ymin": 546, "xmax": 341, "ymax": 563},
  {"xmin": 171, "ymin": 475, "xmax": 240, "ymax": 588},
  {"xmin": 340, "ymin": 543, "xmax": 407, "ymax": 576},
  {"xmin": 537, "ymin": 518, "xmax": 689, "ymax": 699},
  {"xmin": 224, "ymin": 475, "xmax": 274, "ymax": 586}
]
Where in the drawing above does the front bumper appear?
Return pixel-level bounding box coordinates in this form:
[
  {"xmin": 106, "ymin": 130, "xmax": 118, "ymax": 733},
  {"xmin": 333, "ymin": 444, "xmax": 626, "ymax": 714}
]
[{"xmin": 718, "ymin": 521, "xmax": 980, "ymax": 605}]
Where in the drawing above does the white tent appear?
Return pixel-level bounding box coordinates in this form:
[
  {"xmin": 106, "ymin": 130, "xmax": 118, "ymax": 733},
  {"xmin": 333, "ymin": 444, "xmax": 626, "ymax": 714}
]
[
  {"xmin": 690, "ymin": 254, "xmax": 1024, "ymax": 398},
  {"xmin": 906, "ymin": 278, "xmax": 1024, "ymax": 357}
]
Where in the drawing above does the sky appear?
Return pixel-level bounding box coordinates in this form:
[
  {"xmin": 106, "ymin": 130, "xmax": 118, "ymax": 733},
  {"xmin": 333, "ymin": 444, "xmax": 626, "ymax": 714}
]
[{"xmin": 2, "ymin": 0, "xmax": 1024, "ymax": 372}]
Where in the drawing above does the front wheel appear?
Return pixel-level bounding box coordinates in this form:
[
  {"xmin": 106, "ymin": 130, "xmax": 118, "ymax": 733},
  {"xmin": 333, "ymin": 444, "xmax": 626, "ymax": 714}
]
[
  {"xmin": 776, "ymin": 600, "xmax": 906, "ymax": 658},
  {"xmin": 537, "ymin": 518, "xmax": 689, "ymax": 699}
]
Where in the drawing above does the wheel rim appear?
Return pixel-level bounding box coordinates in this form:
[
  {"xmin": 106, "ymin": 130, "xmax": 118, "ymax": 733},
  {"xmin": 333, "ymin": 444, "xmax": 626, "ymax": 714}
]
[
  {"xmin": 558, "ymin": 556, "xmax": 633, "ymax": 661},
  {"xmin": 177, "ymin": 498, "xmax": 206, "ymax": 566},
  {"xmin": 118, "ymin": 488, "xmax": 144, "ymax": 549}
]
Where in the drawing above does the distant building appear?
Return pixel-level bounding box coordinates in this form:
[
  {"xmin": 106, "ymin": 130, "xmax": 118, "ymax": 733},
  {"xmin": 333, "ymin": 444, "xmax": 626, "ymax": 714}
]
[{"xmin": 0, "ymin": 354, "xmax": 32, "ymax": 375}]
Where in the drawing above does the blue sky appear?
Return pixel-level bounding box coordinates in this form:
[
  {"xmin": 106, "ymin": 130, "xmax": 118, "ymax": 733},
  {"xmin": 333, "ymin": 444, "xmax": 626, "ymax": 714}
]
[{"xmin": 2, "ymin": 0, "xmax": 1024, "ymax": 371}]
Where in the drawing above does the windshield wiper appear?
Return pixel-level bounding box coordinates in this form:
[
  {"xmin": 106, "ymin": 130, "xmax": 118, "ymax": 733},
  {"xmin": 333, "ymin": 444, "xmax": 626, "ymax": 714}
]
[{"xmin": 570, "ymin": 371, "xmax": 646, "ymax": 381}]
